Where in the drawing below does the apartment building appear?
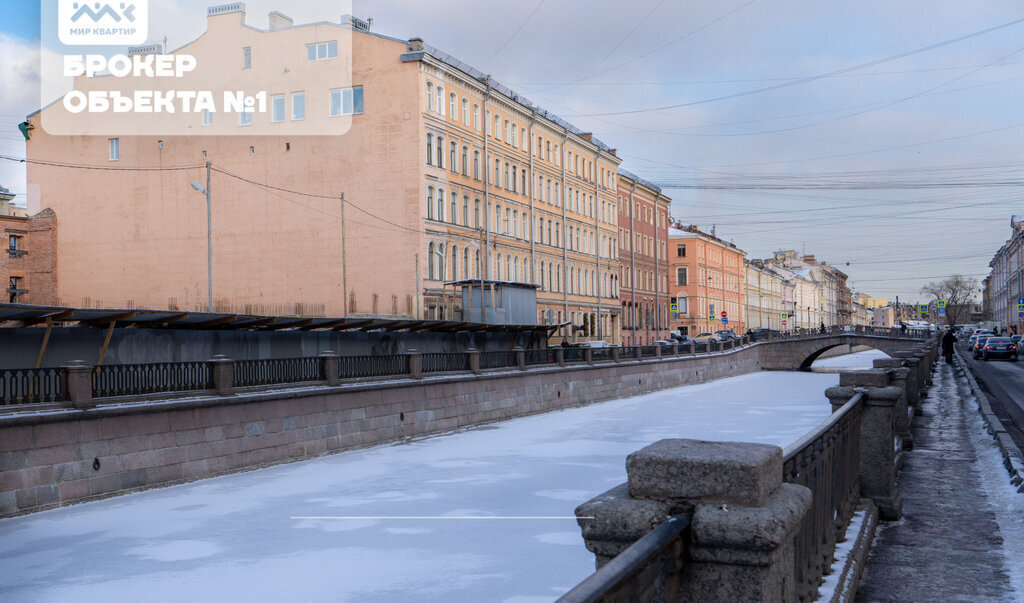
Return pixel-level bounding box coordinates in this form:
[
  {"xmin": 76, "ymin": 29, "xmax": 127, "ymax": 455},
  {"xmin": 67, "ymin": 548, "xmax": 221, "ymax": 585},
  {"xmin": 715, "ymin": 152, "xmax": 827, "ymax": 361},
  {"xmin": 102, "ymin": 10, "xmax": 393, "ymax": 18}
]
[
  {"xmin": 668, "ymin": 225, "xmax": 746, "ymax": 336},
  {"xmin": 744, "ymin": 259, "xmax": 784, "ymax": 331},
  {"xmin": 988, "ymin": 216, "xmax": 1024, "ymax": 334},
  {"xmin": 1, "ymin": 209, "xmax": 57, "ymax": 306},
  {"xmin": 24, "ymin": 6, "xmax": 622, "ymax": 340},
  {"xmin": 617, "ymin": 170, "xmax": 670, "ymax": 345}
]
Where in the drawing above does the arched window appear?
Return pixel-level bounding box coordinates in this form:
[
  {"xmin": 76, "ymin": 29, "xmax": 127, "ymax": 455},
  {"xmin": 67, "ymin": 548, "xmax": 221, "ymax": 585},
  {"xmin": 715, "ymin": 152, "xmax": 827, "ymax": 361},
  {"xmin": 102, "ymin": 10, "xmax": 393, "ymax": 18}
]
[
  {"xmin": 511, "ymin": 166, "xmax": 517, "ymax": 193},
  {"xmin": 495, "ymin": 204, "xmax": 501, "ymax": 233},
  {"xmin": 548, "ymin": 220, "xmax": 553, "ymax": 245},
  {"xmin": 474, "ymin": 249, "xmax": 480, "ymax": 278},
  {"xmin": 474, "ymin": 199, "xmax": 481, "ymax": 228},
  {"xmin": 505, "ymin": 207, "xmax": 511, "ymax": 235},
  {"xmin": 428, "ymin": 242, "xmax": 436, "ymax": 279},
  {"xmin": 437, "ymin": 188, "xmax": 445, "ymax": 222},
  {"xmin": 496, "ymin": 254, "xmax": 502, "ymax": 280},
  {"xmin": 426, "ymin": 82, "xmax": 433, "ymax": 111},
  {"xmin": 512, "ymin": 209, "xmax": 519, "ymax": 237},
  {"xmin": 494, "ymin": 158, "xmax": 500, "ymax": 184},
  {"xmin": 462, "ymin": 98, "xmax": 469, "ymax": 126},
  {"xmin": 426, "ymin": 133, "xmax": 433, "ymax": 165},
  {"xmin": 538, "ymin": 176, "xmax": 544, "ymax": 203},
  {"xmin": 513, "ymin": 256, "xmax": 519, "ymax": 282},
  {"xmin": 450, "ymin": 141, "xmax": 456, "ymax": 171},
  {"xmin": 473, "ymin": 104, "xmax": 480, "ymax": 130},
  {"xmin": 504, "ymin": 162, "xmax": 510, "ymax": 189},
  {"xmin": 462, "ymin": 146, "xmax": 468, "ymax": 176},
  {"xmin": 463, "ymin": 247, "xmax": 469, "ymax": 279},
  {"xmin": 449, "ymin": 93, "xmax": 457, "ymax": 120},
  {"xmin": 506, "ymin": 255, "xmax": 511, "ymax": 280},
  {"xmin": 436, "ymin": 85, "xmax": 444, "ymax": 115},
  {"xmin": 450, "ymin": 192, "xmax": 457, "ymax": 225},
  {"xmin": 569, "ymin": 267, "xmax": 574, "ymax": 293},
  {"xmin": 520, "ymin": 127, "xmax": 526, "ymax": 150},
  {"xmin": 473, "ymin": 151, "xmax": 480, "ymax": 179},
  {"xmin": 504, "ymin": 120, "xmax": 510, "ymax": 142},
  {"xmin": 451, "ymin": 246, "xmax": 458, "ymax": 281},
  {"xmin": 493, "ymin": 114, "xmax": 500, "ymax": 139},
  {"xmin": 462, "ymin": 195, "xmax": 469, "ymax": 225},
  {"xmin": 546, "ymin": 180, "xmax": 552, "ymax": 206},
  {"xmin": 436, "ymin": 136, "xmax": 444, "ymax": 168},
  {"xmin": 437, "ymin": 243, "xmax": 445, "ymax": 280},
  {"xmin": 521, "ymin": 213, "xmax": 527, "ymax": 239},
  {"xmin": 549, "ymin": 264, "xmax": 554, "ymax": 291},
  {"xmin": 540, "ymin": 261, "xmax": 546, "ymax": 290},
  {"xmin": 521, "ymin": 168, "xmax": 527, "ymax": 194},
  {"xmin": 584, "ymin": 269, "xmax": 589, "ymax": 295},
  {"xmin": 426, "ymin": 186, "xmax": 434, "ymax": 219},
  {"xmin": 511, "ymin": 124, "xmax": 517, "ymax": 147}
]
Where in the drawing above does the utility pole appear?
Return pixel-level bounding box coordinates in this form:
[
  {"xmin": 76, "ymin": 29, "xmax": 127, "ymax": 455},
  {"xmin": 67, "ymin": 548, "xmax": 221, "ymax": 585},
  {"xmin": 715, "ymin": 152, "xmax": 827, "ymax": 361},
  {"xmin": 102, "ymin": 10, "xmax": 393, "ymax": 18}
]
[
  {"xmin": 340, "ymin": 193, "xmax": 347, "ymax": 316},
  {"xmin": 205, "ymin": 161, "xmax": 212, "ymax": 312}
]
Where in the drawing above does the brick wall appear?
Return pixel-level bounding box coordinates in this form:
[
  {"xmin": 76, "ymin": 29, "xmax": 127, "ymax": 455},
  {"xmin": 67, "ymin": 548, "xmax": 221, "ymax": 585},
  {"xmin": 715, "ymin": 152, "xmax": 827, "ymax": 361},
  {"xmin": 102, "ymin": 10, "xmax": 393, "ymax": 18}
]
[
  {"xmin": 0, "ymin": 348, "xmax": 760, "ymax": 516},
  {"xmin": 0, "ymin": 208, "xmax": 57, "ymax": 305}
]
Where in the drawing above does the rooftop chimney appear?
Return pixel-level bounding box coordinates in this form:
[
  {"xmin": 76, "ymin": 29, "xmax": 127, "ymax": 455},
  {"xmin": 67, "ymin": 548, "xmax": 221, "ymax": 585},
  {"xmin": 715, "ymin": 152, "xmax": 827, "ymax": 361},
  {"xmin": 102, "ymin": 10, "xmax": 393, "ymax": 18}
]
[
  {"xmin": 408, "ymin": 37, "xmax": 424, "ymax": 52},
  {"xmin": 268, "ymin": 11, "xmax": 293, "ymax": 30}
]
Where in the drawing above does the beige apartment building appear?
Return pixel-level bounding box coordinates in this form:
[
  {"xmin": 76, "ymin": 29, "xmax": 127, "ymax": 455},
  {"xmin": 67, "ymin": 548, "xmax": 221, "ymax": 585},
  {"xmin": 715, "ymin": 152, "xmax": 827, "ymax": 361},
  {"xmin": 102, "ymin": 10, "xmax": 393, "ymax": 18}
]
[
  {"xmin": 744, "ymin": 260, "xmax": 784, "ymax": 331},
  {"xmin": 668, "ymin": 225, "xmax": 746, "ymax": 336},
  {"xmin": 24, "ymin": 6, "xmax": 623, "ymax": 340}
]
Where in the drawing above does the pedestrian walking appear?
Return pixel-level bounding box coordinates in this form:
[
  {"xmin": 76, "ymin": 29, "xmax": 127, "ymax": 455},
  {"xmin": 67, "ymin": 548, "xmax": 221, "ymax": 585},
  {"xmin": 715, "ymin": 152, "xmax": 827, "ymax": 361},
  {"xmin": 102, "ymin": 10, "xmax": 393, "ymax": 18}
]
[{"xmin": 942, "ymin": 329, "xmax": 957, "ymax": 364}]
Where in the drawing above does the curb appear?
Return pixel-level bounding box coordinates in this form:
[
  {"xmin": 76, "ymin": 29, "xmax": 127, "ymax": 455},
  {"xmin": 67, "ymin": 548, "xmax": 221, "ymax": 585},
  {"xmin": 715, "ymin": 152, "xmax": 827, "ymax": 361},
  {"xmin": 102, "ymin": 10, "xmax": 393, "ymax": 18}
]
[{"xmin": 955, "ymin": 351, "xmax": 1024, "ymax": 492}]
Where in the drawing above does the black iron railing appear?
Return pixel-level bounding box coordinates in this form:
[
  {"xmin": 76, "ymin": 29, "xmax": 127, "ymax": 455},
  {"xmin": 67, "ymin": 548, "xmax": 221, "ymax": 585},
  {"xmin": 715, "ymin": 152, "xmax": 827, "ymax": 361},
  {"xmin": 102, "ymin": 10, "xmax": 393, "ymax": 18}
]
[
  {"xmin": 92, "ymin": 362, "xmax": 212, "ymax": 398},
  {"xmin": 479, "ymin": 351, "xmax": 516, "ymax": 370},
  {"xmin": 421, "ymin": 352, "xmax": 469, "ymax": 373},
  {"xmin": 0, "ymin": 367, "xmax": 63, "ymax": 405},
  {"xmin": 234, "ymin": 357, "xmax": 321, "ymax": 387},
  {"xmin": 338, "ymin": 355, "xmax": 409, "ymax": 379},
  {"xmin": 525, "ymin": 349, "xmax": 556, "ymax": 365},
  {"xmin": 557, "ymin": 515, "xmax": 691, "ymax": 603},
  {"xmin": 783, "ymin": 391, "xmax": 864, "ymax": 602},
  {"xmin": 592, "ymin": 348, "xmax": 615, "ymax": 362}
]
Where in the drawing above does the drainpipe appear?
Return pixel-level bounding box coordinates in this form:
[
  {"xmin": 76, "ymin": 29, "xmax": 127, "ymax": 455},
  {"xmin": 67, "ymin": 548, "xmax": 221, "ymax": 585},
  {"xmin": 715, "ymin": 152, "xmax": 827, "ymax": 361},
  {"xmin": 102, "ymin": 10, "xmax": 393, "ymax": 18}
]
[
  {"xmin": 594, "ymin": 150, "xmax": 603, "ymax": 341},
  {"xmin": 561, "ymin": 132, "xmax": 570, "ymax": 341},
  {"xmin": 654, "ymin": 191, "xmax": 662, "ymax": 340},
  {"xmin": 528, "ymin": 109, "xmax": 538, "ymax": 291},
  {"xmin": 482, "ymin": 79, "xmax": 493, "ymax": 314},
  {"xmin": 628, "ymin": 181, "xmax": 637, "ymax": 343}
]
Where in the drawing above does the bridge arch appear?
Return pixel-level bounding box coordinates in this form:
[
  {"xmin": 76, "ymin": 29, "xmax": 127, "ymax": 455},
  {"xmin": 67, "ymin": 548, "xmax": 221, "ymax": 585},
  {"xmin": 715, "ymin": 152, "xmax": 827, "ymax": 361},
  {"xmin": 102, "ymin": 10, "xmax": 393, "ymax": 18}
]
[{"xmin": 758, "ymin": 335, "xmax": 923, "ymax": 371}]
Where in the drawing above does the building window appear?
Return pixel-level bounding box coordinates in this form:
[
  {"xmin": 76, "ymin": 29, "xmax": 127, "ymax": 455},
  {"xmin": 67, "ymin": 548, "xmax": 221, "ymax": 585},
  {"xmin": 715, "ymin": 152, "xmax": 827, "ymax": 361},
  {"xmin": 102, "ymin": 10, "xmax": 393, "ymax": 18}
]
[
  {"xmin": 8, "ymin": 276, "xmax": 22, "ymax": 303},
  {"xmin": 473, "ymin": 151, "xmax": 480, "ymax": 179},
  {"xmin": 271, "ymin": 94, "xmax": 285, "ymax": 122},
  {"xmin": 461, "ymin": 146, "xmax": 468, "ymax": 176},
  {"xmin": 426, "ymin": 134, "xmax": 433, "ymax": 165},
  {"xmin": 450, "ymin": 141, "xmax": 457, "ymax": 172},
  {"xmin": 108, "ymin": 137, "xmax": 119, "ymax": 160},
  {"xmin": 520, "ymin": 127, "xmax": 527, "ymax": 151},
  {"xmin": 436, "ymin": 86, "xmax": 444, "ymax": 116},
  {"xmin": 495, "ymin": 205, "xmax": 501, "ymax": 233},
  {"xmin": 8, "ymin": 235, "xmax": 23, "ymax": 257},
  {"xmin": 450, "ymin": 93, "xmax": 457, "ymax": 120},
  {"xmin": 462, "ymin": 196, "xmax": 469, "ymax": 225},
  {"xmin": 329, "ymin": 87, "xmax": 364, "ymax": 116},
  {"xmin": 464, "ymin": 248, "xmax": 470, "ymax": 279},
  {"xmin": 474, "ymin": 199, "xmax": 481, "ymax": 228},
  {"xmin": 292, "ymin": 92, "xmax": 305, "ymax": 120},
  {"xmin": 451, "ymin": 192, "xmax": 457, "ymax": 225},
  {"xmin": 436, "ymin": 136, "xmax": 444, "ymax": 168},
  {"xmin": 462, "ymin": 98, "xmax": 469, "ymax": 126},
  {"xmin": 675, "ymin": 267, "xmax": 688, "ymax": 286},
  {"xmin": 240, "ymin": 109, "xmax": 252, "ymax": 126},
  {"xmin": 473, "ymin": 104, "xmax": 480, "ymax": 130},
  {"xmin": 511, "ymin": 124, "xmax": 518, "ymax": 147},
  {"xmin": 504, "ymin": 120, "xmax": 510, "ymax": 143},
  {"xmin": 428, "ymin": 243, "xmax": 436, "ymax": 280},
  {"xmin": 437, "ymin": 188, "xmax": 445, "ymax": 221},
  {"xmin": 493, "ymin": 114, "xmax": 500, "ymax": 139},
  {"xmin": 202, "ymin": 109, "xmax": 213, "ymax": 126},
  {"xmin": 426, "ymin": 186, "xmax": 434, "ymax": 219},
  {"xmin": 243, "ymin": 47, "xmax": 251, "ymax": 68},
  {"xmin": 504, "ymin": 162, "xmax": 510, "ymax": 189},
  {"xmin": 306, "ymin": 41, "xmax": 337, "ymax": 61},
  {"xmin": 426, "ymin": 82, "xmax": 433, "ymax": 111}
]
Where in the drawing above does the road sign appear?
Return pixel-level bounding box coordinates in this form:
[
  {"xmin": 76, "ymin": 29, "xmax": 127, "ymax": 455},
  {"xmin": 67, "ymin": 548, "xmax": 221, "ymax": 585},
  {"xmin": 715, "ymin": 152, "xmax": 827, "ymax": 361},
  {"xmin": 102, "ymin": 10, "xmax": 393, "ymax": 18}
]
[
  {"xmin": 721, "ymin": 311, "xmax": 727, "ymax": 318},
  {"xmin": 670, "ymin": 303, "xmax": 678, "ymax": 313},
  {"xmin": 938, "ymin": 308, "xmax": 946, "ymax": 316},
  {"xmin": 782, "ymin": 320, "xmax": 788, "ymax": 326},
  {"xmin": 781, "ymin": 312, "xmax": 788, "ymax": 320},
  {"xmin": 1018, "ymin": 298, "xmax": 1023, "ymax": 305},
  {"xmin": 722, "ymin": 317, "xmax": 729, "ymax": 325},
  {"xmin": 708, "ymin": 315, "xmax": 716, "ymax": 322},
  {"xmin": 1019, "ymin": 311, "xmax": 1023, "ymax": 319},
  {"xmin": 1017, "ymin": 303, "xmax": 1024, "ymax": 312},
  {"xmin": 919, "ymin": 304, "xmax": 928, "ymax": 314},
  {"xmin": 937, "ymin": 300, "xmax": 946, "ymax": 309}
]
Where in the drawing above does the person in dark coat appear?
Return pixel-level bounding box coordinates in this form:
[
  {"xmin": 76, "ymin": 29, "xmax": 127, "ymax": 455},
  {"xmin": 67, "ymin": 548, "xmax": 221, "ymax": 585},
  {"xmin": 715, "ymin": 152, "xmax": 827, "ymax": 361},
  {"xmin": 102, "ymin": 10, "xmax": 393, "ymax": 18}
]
[{"xmin": 941, "ymin": 329, "xmax": 957, "ymax": 364}]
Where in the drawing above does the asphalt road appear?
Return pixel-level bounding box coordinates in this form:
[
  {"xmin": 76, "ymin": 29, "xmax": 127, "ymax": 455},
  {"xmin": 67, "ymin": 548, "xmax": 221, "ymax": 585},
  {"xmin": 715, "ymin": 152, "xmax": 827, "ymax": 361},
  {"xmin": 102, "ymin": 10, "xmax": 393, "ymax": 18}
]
[{"xmin": 959, "ymin": 343, "xmax": 1024, "ymax": 449}]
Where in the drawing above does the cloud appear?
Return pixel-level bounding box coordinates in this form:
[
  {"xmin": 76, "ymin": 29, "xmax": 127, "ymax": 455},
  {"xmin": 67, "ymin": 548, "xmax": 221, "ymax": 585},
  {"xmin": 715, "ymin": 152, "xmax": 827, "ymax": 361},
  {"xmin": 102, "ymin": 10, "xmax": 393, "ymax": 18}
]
[{"xmin": 0, "ymin": 33, "xmax": 41, "ymax": 207}]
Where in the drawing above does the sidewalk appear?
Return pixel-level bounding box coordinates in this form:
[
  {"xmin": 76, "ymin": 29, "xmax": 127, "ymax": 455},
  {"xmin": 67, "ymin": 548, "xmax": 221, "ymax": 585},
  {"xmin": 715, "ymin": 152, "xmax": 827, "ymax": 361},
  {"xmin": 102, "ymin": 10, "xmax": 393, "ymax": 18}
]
[{"xmin": 856, "ymin": 358, "xmax": 1017, "ymax": 601}]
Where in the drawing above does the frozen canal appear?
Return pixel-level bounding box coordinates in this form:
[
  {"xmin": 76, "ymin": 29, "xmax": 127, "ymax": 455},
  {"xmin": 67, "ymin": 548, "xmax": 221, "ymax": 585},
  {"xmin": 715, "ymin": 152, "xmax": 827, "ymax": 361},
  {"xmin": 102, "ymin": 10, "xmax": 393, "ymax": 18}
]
[{"xmin": 0, "ymin": 362, "xmax": 873, "ymax": 602}]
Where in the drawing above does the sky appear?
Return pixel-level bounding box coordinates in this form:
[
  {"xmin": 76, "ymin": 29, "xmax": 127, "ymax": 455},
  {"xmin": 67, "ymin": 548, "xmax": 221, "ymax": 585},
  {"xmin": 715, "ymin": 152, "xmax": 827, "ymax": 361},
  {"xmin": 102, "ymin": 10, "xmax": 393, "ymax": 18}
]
[{"xmin": 2, "ymin": 0, "xmax": 1024, "ymax": 302}]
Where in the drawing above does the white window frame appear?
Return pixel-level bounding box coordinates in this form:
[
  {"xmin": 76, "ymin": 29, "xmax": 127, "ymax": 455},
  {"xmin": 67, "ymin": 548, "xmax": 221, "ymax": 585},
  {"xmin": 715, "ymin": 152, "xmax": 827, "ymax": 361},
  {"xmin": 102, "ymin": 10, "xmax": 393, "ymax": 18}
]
[
  {"xmin": 292, "ymin": 92, "xmax": 305, "ymax": 120},
  {"xmin": 271, "ymin": 94, "xmax": 285, "ymax": 123},
  {"xmin": 108, "ymin": 137, "xmax": 119, "ymax": 161},
  {"xmin": 306, "ymin": 41, "xmax": 338, "ymax": 61}
]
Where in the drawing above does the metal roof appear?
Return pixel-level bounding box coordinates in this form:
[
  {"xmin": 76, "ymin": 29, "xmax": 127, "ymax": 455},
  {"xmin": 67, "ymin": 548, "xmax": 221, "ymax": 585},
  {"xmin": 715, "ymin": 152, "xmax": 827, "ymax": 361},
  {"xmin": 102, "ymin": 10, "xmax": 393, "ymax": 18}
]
[{"xmin": 0, "ymin": 303, "xmax": 559, "ymax": 334}]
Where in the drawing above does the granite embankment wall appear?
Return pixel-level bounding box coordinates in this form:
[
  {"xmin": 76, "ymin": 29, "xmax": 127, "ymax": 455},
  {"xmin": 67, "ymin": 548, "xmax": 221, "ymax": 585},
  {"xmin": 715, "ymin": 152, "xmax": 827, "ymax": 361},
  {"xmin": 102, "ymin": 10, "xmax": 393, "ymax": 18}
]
[{"xmin": 0, "ymin": 346, "xmax": 761, "ymax": 517}]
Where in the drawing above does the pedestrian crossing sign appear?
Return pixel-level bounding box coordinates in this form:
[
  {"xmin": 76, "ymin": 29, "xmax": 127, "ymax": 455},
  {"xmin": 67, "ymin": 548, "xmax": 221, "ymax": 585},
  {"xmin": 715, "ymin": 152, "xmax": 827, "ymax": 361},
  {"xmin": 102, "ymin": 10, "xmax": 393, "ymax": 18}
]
[
  {"xmin": 919, "ymin": 304, "xmax": 928, "ymax": 313},
  {"xmin": 937, "ymin": 300, "xmax": 946, "ymax": 309},
  {"xmin": 708, "ymin": 315, "xmax": 716, "ymax": 322},
  {"xmin": 781, "ymin": 312, "xmax": 788, "ymax": 320}
]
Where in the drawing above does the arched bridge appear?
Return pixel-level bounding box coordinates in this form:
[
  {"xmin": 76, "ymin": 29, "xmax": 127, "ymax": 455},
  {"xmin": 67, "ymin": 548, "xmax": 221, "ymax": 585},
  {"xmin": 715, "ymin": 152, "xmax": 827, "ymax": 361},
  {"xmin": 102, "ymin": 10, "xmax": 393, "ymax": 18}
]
[{"xmin": 756, "ymin": 332, "xmax": 929, "ymax": 371}]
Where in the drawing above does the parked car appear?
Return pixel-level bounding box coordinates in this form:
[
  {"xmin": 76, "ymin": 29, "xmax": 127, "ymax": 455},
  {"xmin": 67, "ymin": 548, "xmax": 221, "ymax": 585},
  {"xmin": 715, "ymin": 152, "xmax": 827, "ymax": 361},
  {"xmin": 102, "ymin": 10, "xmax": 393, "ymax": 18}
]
[
  {"xmin": 692, "ymin": 332, "xmax": 717, "ymax": 344},
  {"xmin": 578, "ymin": 340, "xmax": 613, "ymax": 348},
  {"xmin": 1012, "ymin": 334, "xmax": 1022, "ymax": 344},
  {"xmin": 674, "ymin": 335, "xmax": 693, "ymax": 346},
  {"xmin": 980, "ymin": 337, "xmax": 1018, "ymax": 362},
  {"xmin": 715, "ymin": 330, "xmax": 738, "ymax": 341},
  {"xmin": 749, "ymin": 328, "xmax": 781, "ymax": 341}
]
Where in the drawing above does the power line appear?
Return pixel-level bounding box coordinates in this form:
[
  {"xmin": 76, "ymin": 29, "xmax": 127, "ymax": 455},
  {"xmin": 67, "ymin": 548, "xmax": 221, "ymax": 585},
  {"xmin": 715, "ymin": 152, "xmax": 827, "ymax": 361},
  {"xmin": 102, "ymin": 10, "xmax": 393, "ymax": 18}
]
[
  {"xmin": 480, "ymin": 0, "xmax": 547, "ymax": 66},
  {"xmin": 561, "ymin": 15, "xmax": 1024, "ymax": 117}
]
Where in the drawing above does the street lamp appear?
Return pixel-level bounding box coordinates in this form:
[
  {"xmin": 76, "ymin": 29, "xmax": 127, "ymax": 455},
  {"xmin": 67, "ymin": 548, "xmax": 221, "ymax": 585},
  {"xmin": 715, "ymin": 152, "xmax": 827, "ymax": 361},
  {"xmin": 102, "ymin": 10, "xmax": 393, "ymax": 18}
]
[{"xmin": 189, "ymin": 160, "xmax": 212, "ymax": 312}]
